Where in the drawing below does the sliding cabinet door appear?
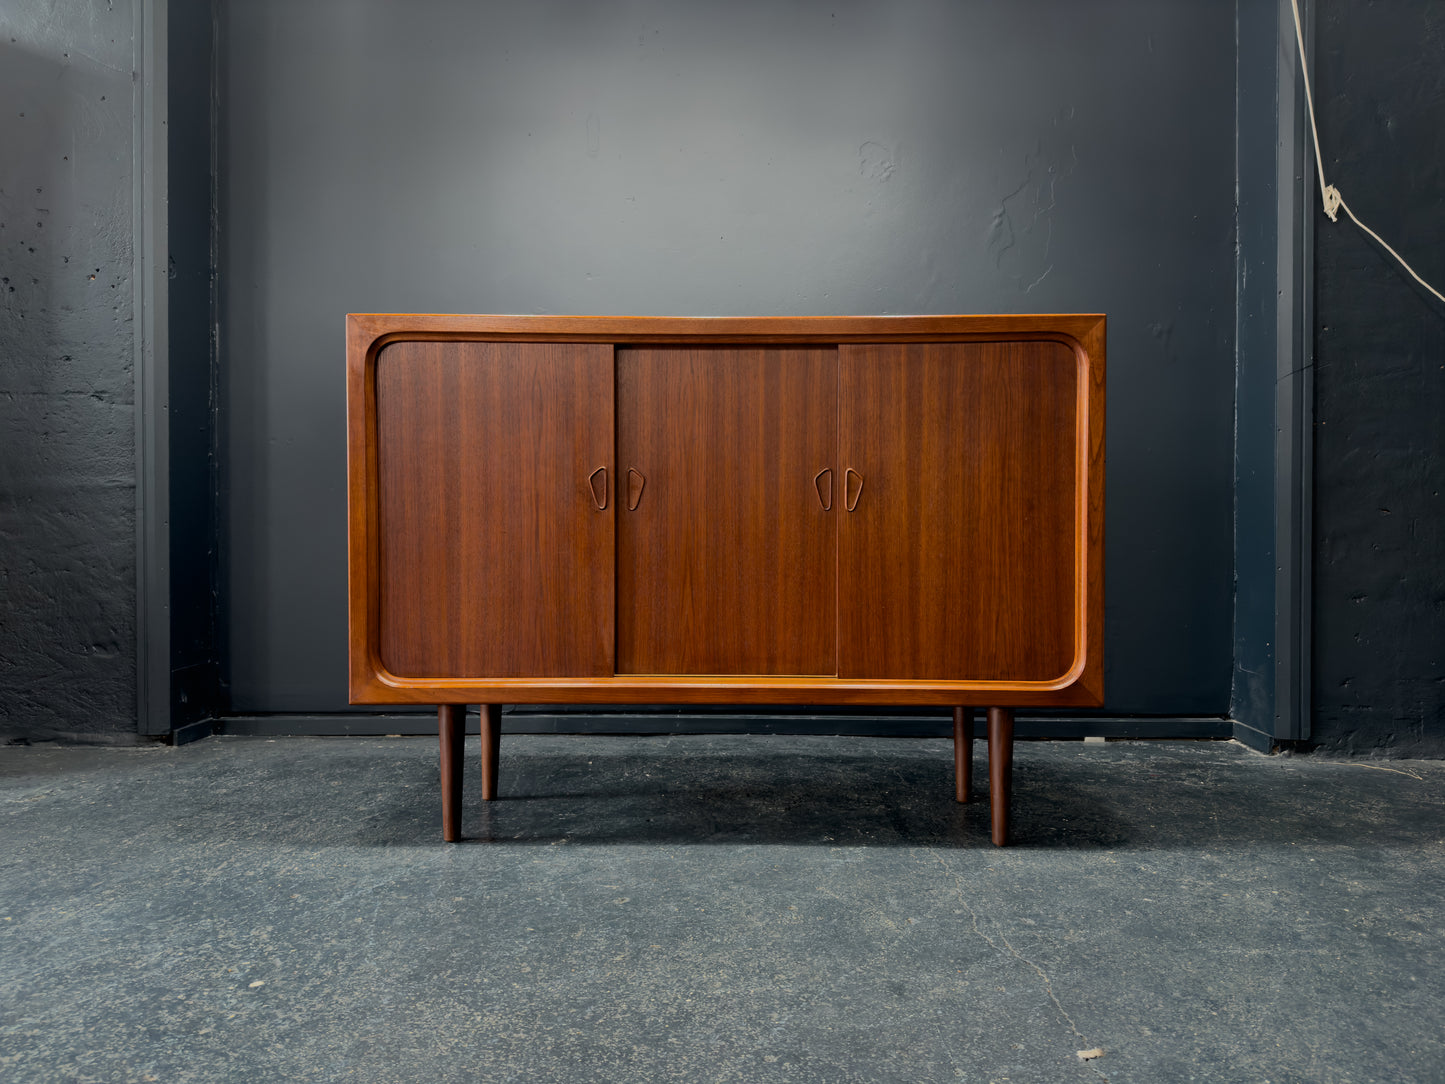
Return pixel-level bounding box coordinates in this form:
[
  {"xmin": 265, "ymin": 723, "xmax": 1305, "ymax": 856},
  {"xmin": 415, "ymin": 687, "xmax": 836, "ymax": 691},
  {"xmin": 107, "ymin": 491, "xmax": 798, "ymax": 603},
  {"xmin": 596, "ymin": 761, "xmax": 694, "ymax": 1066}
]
[
  {"xmin": 838, "ymin": 341, "xmax": 1080, "ymax": 682},
  {"xmin": 374, "ymin": 340, "xmax": 614, "ymax": 678},
  {"xmin": 617, "ymin": 346, "xmax": 837, "ymax": 675}
]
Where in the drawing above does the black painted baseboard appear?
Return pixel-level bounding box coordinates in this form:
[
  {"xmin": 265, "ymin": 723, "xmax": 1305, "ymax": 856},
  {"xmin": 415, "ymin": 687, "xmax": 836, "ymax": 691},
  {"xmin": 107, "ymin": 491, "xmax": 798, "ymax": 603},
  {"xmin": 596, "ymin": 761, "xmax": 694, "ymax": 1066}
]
[
  {"xmin": 209, "ymin": 711, "xmax": 1232, "ymax": 741},
  {"xmin": 1231, "ymin": 719, "xmax": 1275, "ymax": 753}
]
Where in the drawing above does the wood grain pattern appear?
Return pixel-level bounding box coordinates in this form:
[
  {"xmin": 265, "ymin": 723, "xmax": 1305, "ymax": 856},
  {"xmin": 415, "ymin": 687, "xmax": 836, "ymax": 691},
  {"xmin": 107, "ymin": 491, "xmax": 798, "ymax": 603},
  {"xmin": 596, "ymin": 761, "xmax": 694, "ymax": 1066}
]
[
  {"xmin": 1077, "ymin": 317, "xmax": 1107, "ymax": 707},
  {"xmin": 346, "ymin": 314, "xmax": 1104, "ymax": 707},
  {"xmin": 374, "ymin": 340, "xmax": 614, "ymax": 678},
  {"xmin": 438, "ymin": 704, "xmax": 465, "ymax": 841},
  {"xmin": 616, "ymin": 346, "xmax": 837, "ymax": 675},
  {"xmin": 479, "ymin": 703, "xmax": 501, "ymax": 801},
  {"xmin": 346, "ymin": 679, "xmax": 1100, "ymax": 707},
  {"xmin": 348, "ymin": 311, "xmax": 1107, "ymax": 345},
  {"xmin": 838, "ymin": 341, "xmax": 1079, "ymax": 682},
  {"xmin": 953, "ymin": 706, "xmax": 973, "ymax": 803},
  {"xmin": 987, "ymin": 706, "xmax": 1014, "ymax": 846}
]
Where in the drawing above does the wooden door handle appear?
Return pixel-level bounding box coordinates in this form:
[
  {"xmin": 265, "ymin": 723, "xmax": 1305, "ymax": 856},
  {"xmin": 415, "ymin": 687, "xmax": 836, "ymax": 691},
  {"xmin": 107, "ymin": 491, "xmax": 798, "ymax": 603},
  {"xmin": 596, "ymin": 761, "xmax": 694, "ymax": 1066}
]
[
  {"xmin": 813, "ymin": 468, "xmax": 833, "ymax": 511},
  {"xmin": 845, "ymin": 468, "xmax": 864, "ymax": 511},
  {"xmin": 588, "ymin": 466, "xmax": 608, "ymax": 510},
  {"xmin": 627, "ymin": 468, "xmax": 646, "ymax": 511}
]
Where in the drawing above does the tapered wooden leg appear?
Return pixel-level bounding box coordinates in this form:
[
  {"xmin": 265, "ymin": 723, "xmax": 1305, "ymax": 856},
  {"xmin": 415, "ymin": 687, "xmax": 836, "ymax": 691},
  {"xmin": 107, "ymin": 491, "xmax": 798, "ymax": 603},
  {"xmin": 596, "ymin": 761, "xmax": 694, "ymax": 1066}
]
[
  {"xmin": 439, "ymin": 704, "xmax": 466, "ymax": 842},
  {"xmin": 479, "ymin": 703, "xmax": 501, "ymax": 801},
  {"xmin": 987, "ymin": 707, "xmax": 1014, "ymax": 847},
  {"xmin": 952, "ymin": 707, "xmax": 973, "ymax": 803}
]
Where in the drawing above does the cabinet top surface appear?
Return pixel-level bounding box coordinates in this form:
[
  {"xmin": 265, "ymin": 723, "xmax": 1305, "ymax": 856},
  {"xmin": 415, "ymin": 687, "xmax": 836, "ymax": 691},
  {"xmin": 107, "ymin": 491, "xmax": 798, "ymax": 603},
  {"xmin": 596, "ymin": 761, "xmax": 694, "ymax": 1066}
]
[{"xmin": 347, "ymin": 312, "xmax": 1106, "ymax": 346}]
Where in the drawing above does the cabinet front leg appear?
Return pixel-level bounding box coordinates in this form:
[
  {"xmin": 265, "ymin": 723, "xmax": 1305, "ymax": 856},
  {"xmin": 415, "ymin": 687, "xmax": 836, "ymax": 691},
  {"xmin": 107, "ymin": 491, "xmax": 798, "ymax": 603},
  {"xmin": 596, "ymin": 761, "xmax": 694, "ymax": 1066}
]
[
  {"xmin": 439, "ymin": 704, "xmax": 466, "ymax": 842},
  {"xmin": 987, "ymin": 707, "xmax": 1015, "ymax": 846},
  {"xmin": 952, "ymin": 706, "xmax": 973, "ymax": 803},
  {"xmin": 480, "ymin": 703, "xmax": 502, "ymax": 801}
]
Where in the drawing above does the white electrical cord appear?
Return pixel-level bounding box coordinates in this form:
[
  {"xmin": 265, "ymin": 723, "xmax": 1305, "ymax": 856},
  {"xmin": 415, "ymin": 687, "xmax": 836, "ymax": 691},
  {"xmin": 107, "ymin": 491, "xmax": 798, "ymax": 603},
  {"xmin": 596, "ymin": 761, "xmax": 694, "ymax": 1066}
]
[{"xmin": 1289, "ymin": 0, "xmax": 1445, "ymax": 306}]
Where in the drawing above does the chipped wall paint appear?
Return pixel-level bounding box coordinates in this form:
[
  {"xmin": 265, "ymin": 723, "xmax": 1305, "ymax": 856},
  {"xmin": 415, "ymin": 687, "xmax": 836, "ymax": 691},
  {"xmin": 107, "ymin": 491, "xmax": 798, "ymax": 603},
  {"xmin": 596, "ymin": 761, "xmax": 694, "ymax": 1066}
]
[{"xmin": 0, "ymin": 3, "xmax": 139, "ymax": 740}]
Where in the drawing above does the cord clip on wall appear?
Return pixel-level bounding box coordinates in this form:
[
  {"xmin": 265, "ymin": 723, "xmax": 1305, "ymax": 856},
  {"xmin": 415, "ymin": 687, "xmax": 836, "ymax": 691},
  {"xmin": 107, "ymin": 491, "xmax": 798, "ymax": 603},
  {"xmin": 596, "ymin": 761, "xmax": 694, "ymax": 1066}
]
[{"xmin": 1290, "ymin": 0, "xmax": 1443, "ymax": 305}]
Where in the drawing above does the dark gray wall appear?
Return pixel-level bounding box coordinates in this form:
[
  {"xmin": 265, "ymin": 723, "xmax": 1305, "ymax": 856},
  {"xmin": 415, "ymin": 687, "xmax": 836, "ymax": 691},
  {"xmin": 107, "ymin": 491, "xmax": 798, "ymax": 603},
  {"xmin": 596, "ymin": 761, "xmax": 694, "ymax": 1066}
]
[
  {"xmin": 218, "ymin": 0, "xmax": 1239, "ymax": 717},
  {"xmin": 1230, "ymin": 0, "xmax": 1313, "ymax": 750},
  {"xmin": 167, "ymin": 0, "xmax": 222, "ymax": 727},
  {"xmin": 1312, "ymin": 1, "xmax": 1445, "ymax": 756},
  {"xmin": 1231, "ymin": 0, "xmax": 1287, "ymax": 738},
  {"xmin": 0, "ymin": 3, "xmax": 138, "ymax": 742}
]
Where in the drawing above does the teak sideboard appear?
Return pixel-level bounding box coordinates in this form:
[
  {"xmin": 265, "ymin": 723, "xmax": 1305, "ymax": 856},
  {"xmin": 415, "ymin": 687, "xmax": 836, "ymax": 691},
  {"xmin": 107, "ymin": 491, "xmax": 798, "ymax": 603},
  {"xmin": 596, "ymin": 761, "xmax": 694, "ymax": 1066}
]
[{"xmin": 346, "ymin": 314, "xmax": 1105, "ymax": 845}]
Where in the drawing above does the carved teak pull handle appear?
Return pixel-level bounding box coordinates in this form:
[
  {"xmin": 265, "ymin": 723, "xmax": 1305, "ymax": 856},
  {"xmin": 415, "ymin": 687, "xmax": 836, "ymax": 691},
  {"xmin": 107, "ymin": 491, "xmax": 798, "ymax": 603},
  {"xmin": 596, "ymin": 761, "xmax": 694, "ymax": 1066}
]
[
  {"xmin": 588, "ymin": 467, "xmax": 608, "ymax": 510},
  {"xmin": 627, "ymin": 468, "xmax": 646, "ymax": 511},
  {"xmin": 813, "ymin": 468, "xmax": 833, "ymax": 511},
  {"xmin": 845, "ymin": 468, "xmax": 864, "ymax": 512}
]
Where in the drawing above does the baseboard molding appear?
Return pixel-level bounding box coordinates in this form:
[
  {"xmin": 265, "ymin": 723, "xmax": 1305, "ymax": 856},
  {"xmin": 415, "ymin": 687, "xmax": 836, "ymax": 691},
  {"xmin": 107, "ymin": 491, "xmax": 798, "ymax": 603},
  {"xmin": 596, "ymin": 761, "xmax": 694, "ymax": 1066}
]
[
  {"xmin": 170, "ymin": 718, "xmax": 218, "ymax": 746},
  {"xmin": 1231, "ymin": 718, "xmax": 1277, "ymax": 753},
  {"xmin": 2, "ymin": 728, "xmax": 151, "ymax": 747},
  {"xmin": 212, "ymin": 712, "xmax": 1232, "ymax": 741}
]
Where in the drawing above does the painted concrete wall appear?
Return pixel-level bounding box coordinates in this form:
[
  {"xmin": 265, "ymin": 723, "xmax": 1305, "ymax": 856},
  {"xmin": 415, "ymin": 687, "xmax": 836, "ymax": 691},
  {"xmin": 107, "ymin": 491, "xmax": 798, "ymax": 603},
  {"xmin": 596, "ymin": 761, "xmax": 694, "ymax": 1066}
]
[
  {"xmin": 166, "ymin": 0, "xmax": 222, "ymax": 728},
  {"xmin": 218, "ymin": 0, "xmax": 1240, "ymax": 717},
  {"xmin": 1312, "ymin": 1, "xmax": 1445, "ymax": 756},
  {"xmin": 5, "ymin": 2, "xmax": 1435, "ymax": 747},
  {"xmin": 0, "ymin": 3, "xmax": 138, "ymax": 741},
  {"xmin": 1230, "ymin": 0, "xmax": 1290, "ymax": 741}
]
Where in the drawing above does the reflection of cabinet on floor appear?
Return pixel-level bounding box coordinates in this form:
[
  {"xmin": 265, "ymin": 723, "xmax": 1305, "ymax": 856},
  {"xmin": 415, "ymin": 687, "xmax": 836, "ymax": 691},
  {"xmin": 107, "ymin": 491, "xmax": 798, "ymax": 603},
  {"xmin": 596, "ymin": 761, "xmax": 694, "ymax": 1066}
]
[{"xmin": 347, "ymin": 314, "xmax": 1106, "ymax": 846}]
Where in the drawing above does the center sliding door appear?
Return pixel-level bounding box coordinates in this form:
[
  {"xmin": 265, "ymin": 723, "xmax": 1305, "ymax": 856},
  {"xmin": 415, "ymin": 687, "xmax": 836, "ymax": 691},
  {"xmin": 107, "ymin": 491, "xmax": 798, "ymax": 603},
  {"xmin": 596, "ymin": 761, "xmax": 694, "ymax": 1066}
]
[{"xmin": 616, "ymin": 346, "xmax": 837, "ymax": 675}]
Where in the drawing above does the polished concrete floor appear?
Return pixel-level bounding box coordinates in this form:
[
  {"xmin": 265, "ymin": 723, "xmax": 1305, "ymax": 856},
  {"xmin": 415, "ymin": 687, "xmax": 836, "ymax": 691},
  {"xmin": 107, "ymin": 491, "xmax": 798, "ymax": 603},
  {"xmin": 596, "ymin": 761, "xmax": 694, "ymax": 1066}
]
[{"xmin": 1, "ymin": 733, "xmax": 1443, "ymax": 1083}]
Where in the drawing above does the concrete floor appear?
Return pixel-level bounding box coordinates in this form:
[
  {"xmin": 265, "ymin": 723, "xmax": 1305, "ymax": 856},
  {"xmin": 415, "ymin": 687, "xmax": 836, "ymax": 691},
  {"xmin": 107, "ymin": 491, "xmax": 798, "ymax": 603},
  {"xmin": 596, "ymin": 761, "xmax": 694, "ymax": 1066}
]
[{"xmin": 1, "ymin": 734, "xmax": 1442, "ymax": 1084}]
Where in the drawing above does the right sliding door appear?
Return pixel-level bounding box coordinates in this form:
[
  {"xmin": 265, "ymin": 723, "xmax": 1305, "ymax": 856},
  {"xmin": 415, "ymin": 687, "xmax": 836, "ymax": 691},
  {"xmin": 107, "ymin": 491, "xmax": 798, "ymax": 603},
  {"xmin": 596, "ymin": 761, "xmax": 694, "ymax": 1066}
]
[{"xmin": 838, "ymin": 341, "xmax": 1080, "ymax": 682}]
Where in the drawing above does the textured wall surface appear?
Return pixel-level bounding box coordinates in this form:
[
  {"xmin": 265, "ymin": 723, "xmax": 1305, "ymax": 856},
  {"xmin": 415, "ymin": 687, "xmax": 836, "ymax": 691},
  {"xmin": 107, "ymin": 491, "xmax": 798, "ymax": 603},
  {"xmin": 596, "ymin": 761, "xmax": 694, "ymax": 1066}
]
[
  {"xmin": 0, "ymin": 4, "xmax": 138, "ymax": 741},
  {"xmin": 219, "ymin": 0, "xmax": 1239, "ymax": 717},
  {"xmin": 1312, "ymin": 1, "xmax": 1445, "ymax": 755}
]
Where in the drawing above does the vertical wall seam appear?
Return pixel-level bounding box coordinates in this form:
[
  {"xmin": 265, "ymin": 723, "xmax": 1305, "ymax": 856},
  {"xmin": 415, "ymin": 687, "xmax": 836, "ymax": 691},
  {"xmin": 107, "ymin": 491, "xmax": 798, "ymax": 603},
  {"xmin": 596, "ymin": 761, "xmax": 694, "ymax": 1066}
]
[
  {"xmin": 1273, "ymin": 0, "xmax": 1314, "ymax": 742},
  {"xmin": 1229, "ymin": 0, "xmax": 1243, "ymax": 721},
  {"xmin": 208, "ymin": 0, "xmax": 226, "ymax": 714},
  {"xmin": 135, "ymin": 0, "xmax": 170, "ymax": 736}
]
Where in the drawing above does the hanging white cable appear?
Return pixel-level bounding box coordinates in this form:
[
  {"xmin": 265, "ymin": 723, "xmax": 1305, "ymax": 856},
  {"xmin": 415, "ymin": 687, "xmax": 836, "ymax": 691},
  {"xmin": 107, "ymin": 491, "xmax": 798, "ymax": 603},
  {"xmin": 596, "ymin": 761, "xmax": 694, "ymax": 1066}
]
[{"xmin": 1289, "ymin": 0, "xmax": 1445, "ymax": 306}]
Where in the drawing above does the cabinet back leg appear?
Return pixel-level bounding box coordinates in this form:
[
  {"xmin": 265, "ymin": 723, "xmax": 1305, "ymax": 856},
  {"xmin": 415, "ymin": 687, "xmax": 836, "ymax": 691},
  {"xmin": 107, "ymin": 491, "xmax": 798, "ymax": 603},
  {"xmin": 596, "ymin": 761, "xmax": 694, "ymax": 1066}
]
[
  {"xmin": 480, "ymin": 703, "xmax": 502, "ymax": 800},
  {"xmin": 987, "ymin": 707, "xmax": 1015, "ymax": 846},
  {"xmin": 952, "ymin": 706, "xmax": 973, "ymax": 803},
  {"xmin": 439, "ymin": 704, "xmax": 466, "ymax": 842}
]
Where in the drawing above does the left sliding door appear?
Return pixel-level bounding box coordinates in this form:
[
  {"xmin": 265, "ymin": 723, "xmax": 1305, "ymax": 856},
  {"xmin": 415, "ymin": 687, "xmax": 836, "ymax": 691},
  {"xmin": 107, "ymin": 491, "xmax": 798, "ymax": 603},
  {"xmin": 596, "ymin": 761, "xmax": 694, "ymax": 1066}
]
[{"xmin": 374, "ymin": 341, "xmax": 615, "ymax": 678}]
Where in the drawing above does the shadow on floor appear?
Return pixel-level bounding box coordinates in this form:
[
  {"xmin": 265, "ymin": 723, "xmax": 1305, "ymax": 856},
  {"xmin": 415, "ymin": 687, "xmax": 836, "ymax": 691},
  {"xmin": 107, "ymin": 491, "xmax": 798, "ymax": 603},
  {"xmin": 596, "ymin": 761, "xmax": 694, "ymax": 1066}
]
[
  {"xmin": 111, "ymin": 736, "xmax": 1444, "ymax": 853},
  {"xmin": 83, "ymin": 739, "xmax": 1128, "ymax": 850}
]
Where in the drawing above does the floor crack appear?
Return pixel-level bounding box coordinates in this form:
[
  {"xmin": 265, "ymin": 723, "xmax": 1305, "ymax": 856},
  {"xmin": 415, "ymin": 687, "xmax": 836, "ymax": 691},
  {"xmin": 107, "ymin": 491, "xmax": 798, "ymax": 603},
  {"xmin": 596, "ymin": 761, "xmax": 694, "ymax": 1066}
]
[
  {"xmin": 930, "ymin": 852, "xmax": 1110, "ymax": 1082},
  {"xmin": 1349, "ymin": 762, "xmax": 1424, "ymax": 780}
]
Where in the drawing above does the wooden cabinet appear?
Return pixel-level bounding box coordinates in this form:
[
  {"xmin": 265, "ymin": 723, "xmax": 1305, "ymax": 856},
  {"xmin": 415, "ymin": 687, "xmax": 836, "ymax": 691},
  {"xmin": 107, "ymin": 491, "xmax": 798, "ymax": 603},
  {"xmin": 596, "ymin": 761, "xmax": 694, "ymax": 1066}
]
[{"xmin": 348, "ymin": 315, "xmax": 1105, "ymax": 845}]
